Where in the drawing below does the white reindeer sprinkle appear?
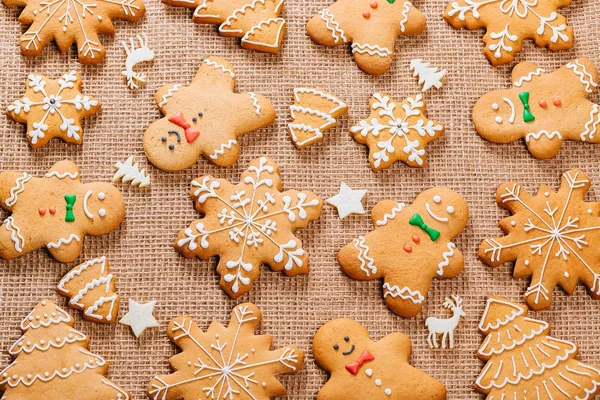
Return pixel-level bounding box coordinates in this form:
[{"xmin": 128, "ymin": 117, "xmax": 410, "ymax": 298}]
[{"xmin": 121, "ymin": 33, "xmax": 155, "ymax": 90}]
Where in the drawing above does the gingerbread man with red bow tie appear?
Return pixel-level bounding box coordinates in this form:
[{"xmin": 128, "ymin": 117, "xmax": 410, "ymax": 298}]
[
  {"xmin": 143, "ymin": 56, "xmax": 276, "ymax": 171},
  {"xmin": 313, "ymin": 319, "xmax": 447, "ymax": 399}
]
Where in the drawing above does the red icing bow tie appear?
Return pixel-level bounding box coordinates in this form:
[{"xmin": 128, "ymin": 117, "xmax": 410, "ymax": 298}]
[
  {"xmin": 345, "ymin": 350, "xmax": 375, "ymax": 375},
  {"xmin": 168, "ymin": 112, "xmax": 200, "ymax": 143}
]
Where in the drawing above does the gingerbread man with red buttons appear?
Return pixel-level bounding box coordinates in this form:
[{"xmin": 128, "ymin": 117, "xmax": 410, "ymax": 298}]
[{"xmin": 338, "ymin": 188, "xmax": 469, "ymax": 317}]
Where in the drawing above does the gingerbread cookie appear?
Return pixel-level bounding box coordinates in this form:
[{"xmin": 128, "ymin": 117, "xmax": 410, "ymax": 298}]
[
  {"xmin": 0, "ymin": 299, "xmax": 131, "ymax": 399},
  {"xmin": 176, "ymin": 156, "xmax": 323, "ymax": 298},
  {"xmin": 350, "ymin": 93, "xmax": 444, "ymax": 171},
  {"xmin": 479, "ymin": 170, "xmax": 600, "ymax": 311},
  {"xmin": 162, "ymin": 0, "xmax": 286, "ymax": 53},
  {"xmin": 56, "ymin": 256, "xmax": 120, "ymax": 324},
  {"xmin": 147, "ymin": 303, "xmax": 304, "ymax": 400},
  {"xmin": 3, "ymin": 0, "xmax": 145, "ymax": 64},
  {"xmin": 444, "ymin": 0, "xmax": 572, "ymax": 66},
  {"xmin": 338, "ymin": 188, "xmax": 468, "ymax": 317},
  {"xmin": 144, "ymin": 57, "xmax": 275, "ymax": 171},
  {"xmin": 6, "ymin": 71, "xmax": 101, "ymax": 148},
  {"xmin": 288, "ymin": 88, "xmax": 348, "ymax": 149},
  {"xmin": 473, "ymin": 58, "xmax": 600, "ymax": 159},
  {"xmin": 306, "ymin": 0, "xmax": 426, "ymax": 75},
  {"xmin": 476, "ymin": 296, "xmax": 600, "ymax": 399},
  {"xmin": 0, "ymin": 160, "xmax": 125, "ymax": 263},
  {"xmin": 313, "ymin": 318, "xmax": 447, "ymax": 399}
]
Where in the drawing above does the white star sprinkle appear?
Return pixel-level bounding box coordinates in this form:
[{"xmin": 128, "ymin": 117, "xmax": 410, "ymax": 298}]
[
  {"xmin": 119, "ymin": 299, "xmax": 159, "ymax": 338},
  {"xmin": 326, "ymin": 182, "xmax": 367, "ymax": 219}
]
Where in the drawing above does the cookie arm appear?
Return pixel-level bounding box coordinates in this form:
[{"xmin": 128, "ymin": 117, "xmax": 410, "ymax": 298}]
[
  {"xmin": 0, "ymin": 171, "xmax": 32, "ymax": 212},
  {"xmin": 154, "ymin": 84, "xmax": 184, "ymax": 115},
  {"xmin": 45, "ymin": 160, "xmax": 82, "ymax": 183},
  {"xmin": 230, "ymin": 92, "xmax": 276, "ymax": 134}
]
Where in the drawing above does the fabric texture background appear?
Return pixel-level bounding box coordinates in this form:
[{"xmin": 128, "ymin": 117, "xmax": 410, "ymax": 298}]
[{"xmin": 1, "ymin": 0, "xmax": 600, "ymax": 398}]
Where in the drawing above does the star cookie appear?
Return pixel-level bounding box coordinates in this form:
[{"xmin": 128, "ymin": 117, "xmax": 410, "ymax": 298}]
[
  {"xmin": 479, "ymin": 170, "xmax": 600, "ymax": 311},
  {"xmin": 3, "ymin": 0, "xmax": 145, "ymax": 64},
  {"xmin": 6, "ymin": 71, "xmax": 101, "ymax": 148},
  {"xmin": 350, "ymin": 93, "xmax": 444, "ymax": 171},
  {"xmin": 473, "ymin": 58, "xmax": 600, "ymax": 159},
  {"xmin": 175, "ymin": 156, "xmax": 323, "ymax": 298},
  {"xmin": 143, "ymin": 57, "xmax": 276, "ymax": 171},
  {"xmin": 306, "ymin": 0, "xmax": 426, "ymax": 75}
]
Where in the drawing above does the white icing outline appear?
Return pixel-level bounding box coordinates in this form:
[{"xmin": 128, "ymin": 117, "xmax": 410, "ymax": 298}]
[
  {"xmin": 209, "ymin": 139, "xmax": 238, "ymax": 160},
  {"xmin": 5, "ymin": 173, "xmax": 31, "ymax": 207},
  {"xmin": 425, "ymin": 202, "xmax": 448, "ymax": 222},
  {"xmin": 242, "ymin": 18, "xmax": 286, "ymax": 50},
  {"xmin": 525, "ymin": 130, "xmax": 562, "ymax": 142},
  {"xmin": 158, "ymin": 84, "xmax": 182, "ymax": 108},
  {"xmin": 479, "ymin": 297, "xmax": 524, "ymax": 333},
  {"xmin": 503, "ymin": 97, "xmax": 515, "ymax": 124},
  {"xmin": 57, "ymin": 256, "xmax": 107, "ymax": 293},
  {"xmin": 318, "ymin": 8, "xmax": 347, "ymax": 44},
  {"xmin": 514, "ymin": 68, "xmax": 545, "ymax": 87},
  {"xmin": 293, "ymin": 88, "xmax": 347, "ymax": 115},
  {"xmin": 21, "ymin": 303, "xmax": 71, "ymax": 330},
  {"xmin": 437, "ymin": 242, "xmax": 456, "ymax": 276},
  {"xmin": 288, "ymin": 124, "xmax": 323, "ymax": 147},
  {"xmin": 376, "ymin": 203, "xmax": 405, "ymax": 226},
  {"xmin": 581, "ymin": 104, "xmax": 600, "ymax": 141},
  {"xmin": 4, "ymin": 217, "xmax": 25, "ymax": 253},
  {"xmin": 83, "ymin": 189, "xmax": 94, "ymax": 219},
  {"xmin": 478, "ymin": 317, "xmax": 548, "ymax": 356},
  {"xmin": 382, "ymin": 283, "xmax": 424, "ymax": 303},
  {"xmin": 399, "ymin": 1, "xmax": 413, "ymax": 32},
  {"xmin": 351, "ymin": 43, "xmax": 392, "ymax": 58},
  {"xmin": 353, "ymin": 235, "xmax": 377, "ymax": 277},
  {"xmin": 566, "ymin": 60, "xmax": 598, "ymax": 94},
  {"xmin": 202, "ymin": 59, "xmax": 235, "ymax": 78},
  {"xmin": 248, "ymin": 92, "xmax": 261, "ymax": 115},
  {"xmin": 47, "ymin": 234, "xmax": 80, "ymax": 249},
  {"xmin": 8, "ymin": 328, "xmax": 86, "ymax": 355},
  {"xmin": 44, "ymin": 171, "xmax": 79, "ymax": 179},
  {"xmin": 289, "ymin": 106, "xmax": 336, "ymax": 130}
]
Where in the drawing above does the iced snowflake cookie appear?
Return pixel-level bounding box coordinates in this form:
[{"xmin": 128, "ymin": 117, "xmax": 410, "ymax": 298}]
[
  {"xmin": 3, "ymin": 0, "xmax": 145, "ymax": 64},
  {"xmin": 443, "ymin": 0, "xmax": 572, "ymax": 66},
  {"xmin": 0, "ymin": 299, "xmax": 131, "ymax": 399},
  {"xmin": 313, "ymin": 318, "xmax": 447, "ymax": 399},
  {"xmin": 147, "ymin": 303, "xmax": 304, "ymax": 400},
  {"xmin": 473, "ymin": 58, "xmax": 600, "ymax": 159},
  {"xmin": 307, "ymin": 0, "xmax": 425, "ymax": 75},
  {"xmin": 475, "ymin": 296, "xmax": 600, "ymax": 399},
  {"xmin": 350, "ymin": 93, "xmax": 444, "ymax": 171},
  {"xmin": 162, "ymin": 0, "xmax": 286, "ymax": 53},
  {"xmin": 479, "ymin": 170, "xmax": 600, "ymax": 311},
  {"xmin": 338, "ymin": 188, "xmax": 468, "ymax": 317},
  {"xmin": 0, "ymin": 160, "xmax": 125, "ymax": 263},
  {"xmin": 176, "ymin": 156, "xmax": 323, "ymax": 298},
  {"xmin": 56, "ymin": 256, "xmax": 120, "ymax": 324},
  {"xmin": 144, "ymin": 57, "xmax": 275, "ymax": 171},
  {"xmin": 288, "ymin": 88, "xmax": 348, "ymax": 149},
  {"xmin": 6, "ymin": 71, "xmax": 101, "ymax": 148}
]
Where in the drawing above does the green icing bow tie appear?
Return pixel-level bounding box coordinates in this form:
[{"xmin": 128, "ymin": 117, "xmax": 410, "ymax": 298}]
[
  {"xmin": 64, "ymin": 194, "xmax": 76, "ymax": 222},
  {"xmin": 409, "ymin": 213, "xmax": 440, "ymax": 242},
  {"xmin": 519, "ymin": 92, "xmax": 535, "ymax": 123}
]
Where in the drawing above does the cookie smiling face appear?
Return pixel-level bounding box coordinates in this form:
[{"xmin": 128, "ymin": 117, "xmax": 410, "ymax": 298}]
[
  {"xmin": 79, "ymin": 183, "xmax": 125, "ymax": 235},
  {"xmin": 313, "ymin": 319, "xmax": 371, "ymax": 372},
  {"xmin": 414, "ymin": 188, "xmax": 468, "ymax": 238}
]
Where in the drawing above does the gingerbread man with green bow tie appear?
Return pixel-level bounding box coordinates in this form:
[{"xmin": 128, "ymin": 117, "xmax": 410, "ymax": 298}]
[
  {"xmin": 338, "ymin": 188, "xmax": 469, "ymax": 317},
  {"xmin": 0, "ymin": 160, "xmax": 125, "ymax": 263}
]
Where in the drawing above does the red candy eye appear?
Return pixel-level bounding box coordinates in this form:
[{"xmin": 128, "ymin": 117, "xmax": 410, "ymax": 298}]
[
  {"xmin": 404, "ymin": 244, "xmax": 412, "ymax": 252},
  {"xmin": 362, "ymin": 10, "xmax": 370, "ymax": 18},
  {"xmin": 539, "ymin": 100, "xmax": 547, "ymax": 108},
  {"xmin": 412, "ymin": 235, "xmax": 420, "ymax": 243},
  {"xmin": 38, "ymin": 208, "xmax": 46, "ymax": 216},
  {"xmin": 370, "ymin": 1, "xmax": 378, "ymax": 7},
  {"xmin": 553, "ymin": 98, "xmax": 561, "ymax": 106}
]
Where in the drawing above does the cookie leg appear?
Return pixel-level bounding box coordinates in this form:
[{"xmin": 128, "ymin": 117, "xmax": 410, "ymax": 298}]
[
  {"xmin": 204, "ymin": 137, "xmax": 240, "ymax": 167},
  {"xmin": 524, "ymin": 133, "xmax": 564, "ymax": 159},
  {"xmin": 46, "ymin": 234, "xmax": 84, "ymax": 263},
  {"xmin": 352, "ymin": 47, "xmax": 394, "ymax": 76},
  {"xmin": 0, "ymin": 217, "xmax": 27, "ymax": 260},
  {"xmin": 382, "ymin": 279, "xmax": 430, "ymax": 317}
]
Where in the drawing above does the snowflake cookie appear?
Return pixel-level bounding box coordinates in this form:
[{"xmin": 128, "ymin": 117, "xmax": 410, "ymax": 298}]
[
  {"xmin": 313, "ymin": 318, "xmax": 447, "ymax": 399},
  {"xmin": 307, "ymin": 0, "xmax": 426, "ymax": 75},
  {"xmin": 3, "ymin": 0, "xmax": 145, "ymax": 64},
  {"xmin": 444, "ymin": 0, "xmax": 573, "ymax": 66},
  {"xmin": 338, "ymin": 188, "xmax": 469, "ymax": 317},
  {"xmin": 143, "ymin": 57, "xmax": 276, "ymax": 171},
  {"xmin": 0, "ymin": 160, "xmax": 125, "ymax": 263},
  {"xmin": 162, "ymin": 0, "xmax": 286, "ymax": 53},
  {"xmin": 0, "ymin": 299, "xmax": 131, "ymax": 399},
  {"xmin": 175, "ymin": 156, "xmax": 323, "ymax": 298},
  {"xmin": 479, "ymin": 170, "xmax": 600, "ymax": 311},
  {"xmin": 475, "ymin": 296, "xmax": 600, "ymax": 399},
  {"xmin": 350, "ymin": 93, "xmax": 444, "ymax": 171},
  {"xmin": 7, "ymin": 71, "xmax": 101, "ymax": 148},
  {"xmin": 473, "ymin": 58, "xmax": 600, "ymax": 159},
  {"xmin": 147, "ymin": 303, "xmax": 304, "ymax": 400}
]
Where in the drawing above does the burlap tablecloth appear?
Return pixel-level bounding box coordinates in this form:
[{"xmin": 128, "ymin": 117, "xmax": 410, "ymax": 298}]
[{"xmin": 1, "ymin": 0, "xmax": 600, "ymax": 398}]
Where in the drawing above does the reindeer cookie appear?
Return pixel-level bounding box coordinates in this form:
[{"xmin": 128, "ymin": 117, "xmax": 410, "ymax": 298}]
[
  {"xmin": 162, "ymin": 0, "xmax": 286, "ymax": 53},
  {"xmin": 338, "ymin": 188, "xmax": 468, "ymax": 317},
  {"xmin": 306, "ymin": 0, "xmax": 426, "ymax": 75},
  {"xmin": 313, "ymin": 319, "xmax": 447, "ymax": 399},
  {"xmin": 473, "ymin": 58, "xmax": 600, "ymax": 159},
  {"xmin": 425, "ymin": 295, "xmax": 466, "ymax": 349},
  {"xmin": 0, "ymin": 160, "xmax": 125, "ymax": 263},
  {"xmin": 143, "ymin": 57, "xmax": 275, "ymax": 171}
]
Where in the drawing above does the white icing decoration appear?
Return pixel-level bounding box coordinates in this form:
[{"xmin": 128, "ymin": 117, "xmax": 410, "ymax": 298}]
[
  {"xmin": 564, "ymin": 271, "xmax": 569, "ymax": 278},
  {"xmin": 525, "ymin": 130, "xmax": 562, "ymax": 143},
  {"xmin": 351, "ymin": 43, "xmax": 392, "ymax": 58},
  {"xmin": 318, "ymin": 8, "xmax": 347, "ymax": 44},
  {"xmin": 495, "ymin": 116, "xmax": 503, "ymax": 123},
  {"xmin": 433, "ymin": 195, "xmax": 441, "ymax": 203},
  {"xmin": 8, "ymin": 328, "xmax": 86, "ymax": 355},
  {"xmin": 375, "ymin": 379, "xmax": 382, "ymax": 386},
  {"xmin": 121, "ymin": 33, "xmax": 155, "ymax": 90},
  {"xmin": 437, "ymin": 243, "xmax": 456, "ymax": 276},
  {"xmin": 47, "ymin": 234, "xmax": 80, "ymax": 249},
  {"xmin": 98, "ymin": 208, "xmax": 106, "ymax": 217},
  {"xmin": 101, "ymin": 379, "xmax": 131, "ymax": 400},
  {"xmin": 478, "ymin": 316, "xmax": 548, "ymax": 357},
  {"xmin": 426, "ymin": 202, "xmax": 449, "ymax": 222},
  {"xmin": 399, "ymin": 1, "xmax": 412, "ymax": 32},
  {"xmin": 113, "ymin": 156, "xmax": 150, "ymax": 187},
  {"xmin": 581, "ymin": 104, "xmax": 600, "ymax": 141},
  {"xmin": 513, "ymin": 68, "xmax": 545, "ymax": 87},
  {"xmin": 447, "ymin": 206, "xmax": 455, "ymax": 213},
  {"xmin": 409, "ymin": 59, "xmax": 447, "ymax": 92},
  {"xmin": 425, "ymin": 295, "xmax": 466, "ymax": 349},
  {"xmin": 45, "ymin": 170, "xmax": 79, "ymax": 179},
  {"xmin": 3, "ymin": 217, "xmax": 25, "ymax": 253},
  {"xmin": 365, "ymin": 369, "xmax": 373, "ymax": 377},
  {"xmin": 20, "ymin": 304, "xmax": 71, "ymax": 330},
  {"xmin": 478, "ymin": 297, "xmax": 524, "ymax": 333},
  {"xmin": 293, "ymin": 88, "xmax": 347, "ymax": 115},
  {"xmin": 290, "ymin": 106, "xmax": 336, "ymax": 130},
  {"xmin": 5, "ymin": 173, "xmax": 31, "ymax": 207},
  {"xmin": 326, "ymin": 182, "xmax": 367, "ymax": 219},
  {"xmin": 203, "ymin": 59, "xmax": 235, "ymax": 78},
  {"xmin": 98, "ymin": 192, "xmax": 105, "ymax": 200},
  {"xmin": 382, "ymin": 283, "xmax": 424, "ymax": 304},
  {"xmin": 209, "ymin": 139, "xmax": 238, "ymax": 160},
  {"xmin": 566, "ymin": 60, "xmax": 598, "ymax": 94},
  {"xmin": 385, "ymin": 389, "xmax": 392, "ymax": 396},
  {"xmin": 352, "ymin": 236, "xmax": 377, "ymax": 277},
  {"xmin": 376, "ymin": 202, "xmax": 405, "ymax": 226},
  {"xmin": 248, "ymin": 92, "xmax": 261, "ymax": 115},
  {"xmin": 492, "ymin": 103, "xmax": 499, "ymax": 110},
  {"xmin": 288, "ymin": 124, "xmax": 323, "ymax": 147},
  {"xmin": 219, "ymin": 0, "xmax": 264, "ymax": 34},
  {"xmin": 83, "ymin": 190, "xmax": 94, "ymax": 219},
  {"xmin": 158, "ymin": 84, "xmax": 182, "ymax": 108},
  {"xmin": 241, "ymin": 18, "xmax": 286, "ymax": 50},
  {"xmin": 503, "ymin": 97, "xmax": 516, "ymax": 124}
]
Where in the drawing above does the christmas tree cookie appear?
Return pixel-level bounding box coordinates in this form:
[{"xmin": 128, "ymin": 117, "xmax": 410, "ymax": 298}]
[
  {"xmin": 476, "ymin": 296, "xmax": 600, "ymax": 399},
  {"xmin": 0, "ymin": 299, "xmax": 131, "ymax": 399}
]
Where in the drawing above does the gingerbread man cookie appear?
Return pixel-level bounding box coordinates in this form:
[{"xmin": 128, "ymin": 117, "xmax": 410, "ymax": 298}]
[
  {"xmin": 479, "ymin": 170, "xmax": 600, "ymax": 311},
  {"xmin": 144, "ymin": 57, "xmax": 276, "ymax": 171},
  {"xmin": 175, "ymin": 156, "xmax": 323, "ymax": 298},
  {"xmin": 350, "ymin": 93, "xmax": 444, "ymax": 171},
  {"xmin": 444, "ymin": 0, "xmax": 572, "ymax": 66},
  {"xmin": 338, "ymin": 188, "xmax": 468, "ymax": 317},
  {"xmin": 306, "ymin": 0, "xmax": 426, "ymax": 75},
  {"xmin": 3, "ymin": 0, "xmax": 145, "ymax": 64},
  {"xmin": 0, "ymin": 160, "xmax": 125, "ymax": 263},
  {"xmin": 162, "ymin": 0, "xmax": 286, "ymax": 53},
  {"xmin": 473, "ymin": 58, "xmax": 600, "ymax": 159},
  {"xmin": 313, "ymin": 319, "xmax": 447, "ymax": 399},
  {"xmin": 6, "ymin": 71, "xmax": 101, "ymax": 148}
]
